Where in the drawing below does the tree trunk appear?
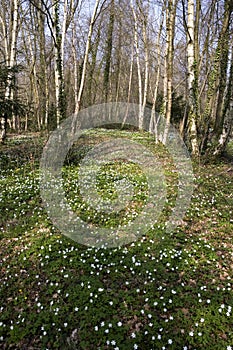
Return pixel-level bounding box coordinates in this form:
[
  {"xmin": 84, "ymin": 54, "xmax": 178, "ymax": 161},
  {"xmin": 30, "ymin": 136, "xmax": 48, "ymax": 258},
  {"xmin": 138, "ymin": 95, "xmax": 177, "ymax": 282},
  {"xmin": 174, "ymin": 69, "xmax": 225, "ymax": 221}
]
[
  {"xmin": 163, "ymin": 0, "xmax": 177, "ymax": 143},
  {"xmin": 141, "ymin": 5, "xmax": 149, "ymax": 129},
  {"xmin": 123, "ymin": 44, "xmax": 134, "ymax": 126},
  {"xmin": 86, "ymin": 21, "xmax": 101, "ymax": 106},
  {"xmin": 38, "ymin": 6, "xmax": 49, "ymax": 128},
  {"xmin": 131, "ymin": 0, "xmax": 143, "ymax": 129},
  {"xmin": 213, "ymin": 34, "xmax": 233, "ymax": 156},
  {"xmin": 200, "ymin": 0, "xmax": 232, "ymax": 154},
  {"xmin": 115, "ymin": 14, "xmax": 122, "ymax": 104},
  {"xmin": 0, "ymin": 0, "xmax": 19, "ymax": 143},
  {"xmin": 213, "ymin": 1, "xmax": 232, "ymax": 137},
  {"xmin": 52, "ymin": 0, "xmax": 67, "ymax": 127},
  {"xmin": 150, "ymin": 6, "xmax": 164, "ymax": 139},
  {"xmin": 75, "ymin": 0, "xmax": 100, "ymax": 115},
  {"xmin": 103, "ymin": 0, "xmax": 115, "ymax": 102},
  {"xmin": 27, "ymin": 27, "xmax": 40, "ymax": 129},
  {"xmin": 186, "ymin": 0, "xmax": 199, "ymax": 156}
]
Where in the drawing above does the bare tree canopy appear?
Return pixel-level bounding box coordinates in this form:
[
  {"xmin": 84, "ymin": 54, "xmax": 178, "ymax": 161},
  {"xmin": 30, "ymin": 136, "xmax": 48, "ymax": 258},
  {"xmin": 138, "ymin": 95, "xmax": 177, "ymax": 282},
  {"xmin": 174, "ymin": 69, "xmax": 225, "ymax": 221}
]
[{"xmin": 0, "ymin": 0, "xmax": 232, "ymax": 157}]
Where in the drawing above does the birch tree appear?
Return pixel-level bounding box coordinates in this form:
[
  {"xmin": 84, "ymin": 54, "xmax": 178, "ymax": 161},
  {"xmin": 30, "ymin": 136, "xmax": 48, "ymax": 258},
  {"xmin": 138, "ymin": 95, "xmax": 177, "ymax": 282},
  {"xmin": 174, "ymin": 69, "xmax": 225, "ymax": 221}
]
[
  {"xmin": 103, "ymin": 0, "xmax": 115, "ymax": 102},
  {"xmin": 86, "ymin": 21, "xmax": 101, "ymax": 106},
  {"xmin": 149, "ymin": 5, "xmax": 165, "ymax": 139},
  {"xmin": 183, "ymin": 0, "xmax": 199, "ymax": 156},
  {"xmin": 163, "ymin": 0, "xmax": 177, "ymax": 143},
  {"xmin": 52, "ymin": 0, "xmax": 66, "ymax": 127},
  {"xmin": 74, "ymin": 0, "xmax": 101, "ymax": 115},
  {"xmin": 130, "ymin": 0, "xmax": 143, "ymax": 129},
  {"xmin": 29, "ymin": 0, "xmax": 78, "ymax": 127},
  {"xmin": 0, "ymin": 0, "xmax": 19, "ymax": 143},
  {"xmin": 130, "ymin": 0, "xmax": 149, "ymax": 130},
  {"xmin": 38, "ymin": 5, "xmax": 49, "ymax": 128},
  {"xmin": 141, "ymin": 2, "xmax": 149, "ymax": 129}
]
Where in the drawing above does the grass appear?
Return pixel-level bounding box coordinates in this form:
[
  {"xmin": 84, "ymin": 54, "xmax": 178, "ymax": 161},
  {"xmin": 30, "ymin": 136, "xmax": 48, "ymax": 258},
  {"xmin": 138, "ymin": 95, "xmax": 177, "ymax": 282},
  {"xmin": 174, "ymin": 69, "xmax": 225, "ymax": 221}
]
[{"xmin": 0, "ymin": 131, "xmax": 232, "ymax": 350}]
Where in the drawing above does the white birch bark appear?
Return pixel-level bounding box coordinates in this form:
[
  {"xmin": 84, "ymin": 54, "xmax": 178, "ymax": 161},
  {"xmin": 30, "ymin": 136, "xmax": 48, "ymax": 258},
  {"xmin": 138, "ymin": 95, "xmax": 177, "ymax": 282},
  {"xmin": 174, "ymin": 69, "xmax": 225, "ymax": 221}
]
[
  {"xmin": 27, "ymin": 29, "xmax": 40, "ymax": 129},
  {"xmin": 141, "ymin": 11, "xmax": 149, "ymax": 129},
  {"xmin": 187, "ymin": 0, "xmax": 199, "ymax": 156},
  {"xmin": 38, "ymin": 7, "xmax": 49, "ymax": 128},
  {"xmin": 61, "ymin": 0, "xmax": 68, "ymax": 67},
  {"xmin": 150, "ymin": 7, "xmax": 164, "ymax": 140},
  {"xmin": 52, "ymin": 0, "xmax": 61, "ymax": 127},
  {"xmin": 163, "ymin": 0, "xmax": 177, "ymax": 143},
  {"xmin": 0, "ymin": 13, "xmax": 9, "ymax": 63},
  {"xmin": 52, "ymin": 0, "xmax": 69, "ymax": 127},
  {"xmin": 0, "ymin": 0, "xmax": 19, "ymax": 142},
  {"xmin": 130, "ymin": 0, "xmax": 143, "ymax": 129},
  {"xmin": 0, "ymin": 13, "xmax": 9, "ymax": 141},
  {"xmin": 72, "ymin": 20, "xmax": 79, "ymax": 111},
  {"xmin": 123, "ymin": 44, "xmax": 134, "ymax": 126}
]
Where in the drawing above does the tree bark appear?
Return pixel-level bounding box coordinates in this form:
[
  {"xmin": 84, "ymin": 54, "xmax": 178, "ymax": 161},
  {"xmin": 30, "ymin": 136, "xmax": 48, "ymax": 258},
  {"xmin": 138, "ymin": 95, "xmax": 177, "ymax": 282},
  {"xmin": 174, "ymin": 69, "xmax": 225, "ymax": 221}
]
[
  {"xmin": 123, "ymin": 44, "xmax": 134, "ymax": 126},
  {"xmin": 52, "ymin": 0, "xmax": 65, "ymax": 127},
  {"xmin": 213, "ymin": 34, "xmax": 233, "ymax": 155},
  {"xmin": 141, "ymin": 3, "xmax": 149, "ymax": 130},
  {"xmin": 0, "ymin": 0, "xmax": 19, "ymax": 143},
  {"xmin": 186, "ymin": 0, "xmax": 199, "ymax": 156},
  {"xmin": 213, "ymin": 1, "xmax": 232, "ymax": 137},
  {"xmin": 200, "ymin": 0, "xmax": 232, "ymax": 154},
  {"xmin": 131, "ymin": 0, "xmax": 143, "ymax": 129},
  {"xmin": 75, "ymin": 0, "xmax": 100, "ymax": 115},
  {"xmin": 103, "ymin": 0, "xmax": 115, "ymax": 102},
  {"xmin": 163, "ymin": 0, "xmax": 177, "ymax": 143},
  {"xmin": 150, "ymin": 5, "xmax": 164, "ymax": 139},
  {"xmin": 38, "ymin": 4, "xmax": 49, "ymax": 128}
]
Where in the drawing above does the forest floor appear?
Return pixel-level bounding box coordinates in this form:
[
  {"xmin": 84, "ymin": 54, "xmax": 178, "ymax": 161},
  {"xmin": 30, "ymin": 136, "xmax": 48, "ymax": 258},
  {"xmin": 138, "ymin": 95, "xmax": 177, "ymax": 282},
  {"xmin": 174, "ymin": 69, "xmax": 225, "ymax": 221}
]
[{"xmin": 0, "ymin": 130, "xmax": 232, "ymax": 350}]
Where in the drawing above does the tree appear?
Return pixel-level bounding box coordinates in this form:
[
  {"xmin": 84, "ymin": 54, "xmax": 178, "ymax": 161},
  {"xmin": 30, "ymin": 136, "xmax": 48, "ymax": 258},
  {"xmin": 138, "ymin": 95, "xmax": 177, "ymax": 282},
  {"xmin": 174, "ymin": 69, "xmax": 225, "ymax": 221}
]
[
  {"xmin": 182, "ymin": 0, "xmax": 199, "ymax": 156},
  {"xmin": 103, "ymin": 0, "xmax": 115, "ymax": 102},
  {"xmin": 149, "ymin": 4, "xmax": 165, "ymax": 139},
  {"xmin": 52, "ymin": 0, "xmax": 67, "ymax": 127},
  {"xmin": 74, "ymin": 0, "xmax": 101, "ymax": 115},
  {"xmin": 0, "ymin": 64, "xmax": 26, "ymax": 142},
  {"xmin": 212, "ymin": 0, "xmax": 233, "ymax": 155},
  {"xmin": 213, "ymin": 23, "xmax": 233, "ymax": 156},
  {"xmin": 130, "ymin": 0, "xmax": 149, "ymax": 130},
  {"xmin": 163, "ymin": 0, "xmax": 177, "ymax": 143},
  {"xmin": 0, "ymin": 0, "xmax": 19, "ymax": 142},
  {"xmin": 200, "ymin": 0, "xmax": 233, "ymax": 156}
]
